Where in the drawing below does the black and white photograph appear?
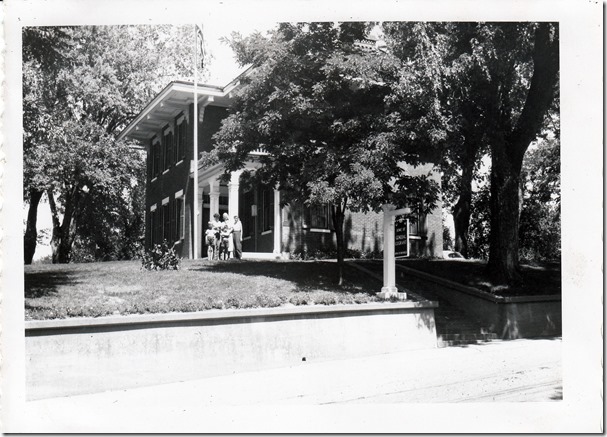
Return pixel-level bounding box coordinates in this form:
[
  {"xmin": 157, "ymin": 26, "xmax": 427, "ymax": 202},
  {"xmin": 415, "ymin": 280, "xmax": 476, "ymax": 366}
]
[{"xmin": 1, "ymin": 0, "xmax": 602, "ymax": 433}]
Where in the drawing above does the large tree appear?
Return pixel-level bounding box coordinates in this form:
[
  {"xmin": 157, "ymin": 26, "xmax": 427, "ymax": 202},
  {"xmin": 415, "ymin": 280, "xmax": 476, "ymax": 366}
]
[
  {"xmin": 23, "ymin": 27, "xmax": 70, "ymax": 264},
  {"xmin": 384, "ymin": 22, "xmax": 559, "ymax": 285},
  {"xmin": 23, "ymin": 25, "xmax": 202, "ymax": 263},
  {"xmin": 213, "ymin": 22, "xmax": 440, "ymax": 284},
  {"xmin": 482, "ymin": 23, "xmax": 559, "ymax": 285}
]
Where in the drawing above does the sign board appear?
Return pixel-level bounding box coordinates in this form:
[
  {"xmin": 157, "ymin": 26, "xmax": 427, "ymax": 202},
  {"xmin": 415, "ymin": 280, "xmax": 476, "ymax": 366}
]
[{"xmin": 394, "ymin": 214, "xmax": 408, "ymax": 258}]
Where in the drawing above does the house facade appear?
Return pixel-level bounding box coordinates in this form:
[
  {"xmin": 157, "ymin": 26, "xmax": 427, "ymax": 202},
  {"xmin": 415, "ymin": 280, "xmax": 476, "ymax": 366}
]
[{"xmin": 118, "ymin": 74, "xmax": 443, "ymax": 259}]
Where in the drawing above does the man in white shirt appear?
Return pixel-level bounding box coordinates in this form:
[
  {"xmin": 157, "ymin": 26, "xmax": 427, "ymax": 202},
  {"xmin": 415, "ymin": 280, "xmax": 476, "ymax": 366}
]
[{"xmin": 232, "ymin": 215, "xmax": 243, "ymax": 259}]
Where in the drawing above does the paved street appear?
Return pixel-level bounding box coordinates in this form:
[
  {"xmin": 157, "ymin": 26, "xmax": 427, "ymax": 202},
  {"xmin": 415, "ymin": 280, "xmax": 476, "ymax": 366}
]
[{"xmin": 18, "ymin": 338, "xmax": 561, "ymax": 433}]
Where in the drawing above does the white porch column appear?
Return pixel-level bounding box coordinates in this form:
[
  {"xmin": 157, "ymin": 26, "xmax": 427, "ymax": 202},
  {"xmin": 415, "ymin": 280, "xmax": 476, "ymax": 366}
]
[
  {"xmin": 196, "ymin": 188, "xmax": 203, "ymax": 258},
  {"xmin": 273, "ymin": 189, "xmax": 281, "ymax": 255},
  {"xmin": 379, "ymin": 204, "xmax": 399, "ymax": 299},
  {"xmin": 208, "ymin": 178, "xmax": 220, "ymax": 219},
  {"xmin": 228, "ymin": 170, "xmax": 243, "ymax": 219}
]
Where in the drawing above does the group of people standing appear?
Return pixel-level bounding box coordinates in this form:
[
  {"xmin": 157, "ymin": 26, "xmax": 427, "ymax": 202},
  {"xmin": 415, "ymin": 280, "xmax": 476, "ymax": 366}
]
[{"xmin": 205, "ymin": 213, "xmax": 243, "ymax": 260}]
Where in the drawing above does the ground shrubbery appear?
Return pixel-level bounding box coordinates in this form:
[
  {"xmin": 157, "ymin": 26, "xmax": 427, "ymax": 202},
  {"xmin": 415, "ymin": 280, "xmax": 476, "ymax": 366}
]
[
  {"xmin": 141, "ymin": 240, "xmax": 181, "ymax": 271},
  {"xmin": 289, "ymin": 247, "xmax": 381, "ymax": 261}
]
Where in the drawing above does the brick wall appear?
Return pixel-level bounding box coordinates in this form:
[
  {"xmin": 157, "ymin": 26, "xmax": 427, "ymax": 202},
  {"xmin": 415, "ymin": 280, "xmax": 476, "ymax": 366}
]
[
  {"xmin": 279, "ymin": 163, "xmax": 444, "ymax": 259},
  {"xmin": 281, "ymin": 205, "xmax": 424, "ymax": 257}
]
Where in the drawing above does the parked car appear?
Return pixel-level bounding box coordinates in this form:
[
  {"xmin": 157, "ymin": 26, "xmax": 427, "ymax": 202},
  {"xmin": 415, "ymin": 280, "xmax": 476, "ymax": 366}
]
[{"xmin": 442, "ymin": 250, "xmax": 465, "ymax": 260}]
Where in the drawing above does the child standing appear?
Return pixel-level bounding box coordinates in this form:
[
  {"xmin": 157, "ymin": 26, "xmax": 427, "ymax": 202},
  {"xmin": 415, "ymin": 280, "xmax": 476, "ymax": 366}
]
[{"xmin": 205, "ymin": 222, "xmax": 216, "ymax": 260}]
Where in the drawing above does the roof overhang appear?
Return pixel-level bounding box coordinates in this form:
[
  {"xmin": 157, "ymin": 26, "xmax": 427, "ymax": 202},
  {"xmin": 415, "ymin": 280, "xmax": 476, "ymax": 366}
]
[{"xmin": 117, "ymin": 79, "xmax": 242, "ymax": 143}]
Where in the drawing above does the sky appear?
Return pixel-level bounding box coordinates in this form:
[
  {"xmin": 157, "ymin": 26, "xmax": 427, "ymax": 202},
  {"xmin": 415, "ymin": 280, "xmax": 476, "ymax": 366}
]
[{"xmin": 202, "ymin": 18, "xmax": 277, "ymax": 85}]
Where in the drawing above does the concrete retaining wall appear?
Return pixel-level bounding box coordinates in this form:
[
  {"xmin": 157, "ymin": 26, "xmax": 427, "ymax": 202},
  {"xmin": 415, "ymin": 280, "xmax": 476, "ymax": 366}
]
[
  {"xmin": 26, "ymin": 302, "xmax": 438, "ymax": 401},
  {"xmin": 396, "ymin": 264, "xmax": 561, "ymax": 339}
]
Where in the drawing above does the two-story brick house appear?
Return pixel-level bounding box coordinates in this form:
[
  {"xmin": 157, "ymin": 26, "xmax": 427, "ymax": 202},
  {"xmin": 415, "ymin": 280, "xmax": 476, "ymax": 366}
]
[{"xmin": 117, "ymin": 72, "xmax": 443, "ymax": 259}]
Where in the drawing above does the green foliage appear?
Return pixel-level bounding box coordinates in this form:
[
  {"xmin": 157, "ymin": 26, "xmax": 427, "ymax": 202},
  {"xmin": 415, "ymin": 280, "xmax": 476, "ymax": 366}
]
[
  {"xmin": 289, "ymin": 247, "xmax": 381, "ymax": 261},
  {"xmin": 213, "ymin": 22, "xmax": 443, "ymax": 283},
  {"xmin": 141, "ymin": 241, "xmax": 181, "ymax": 271},
  {"xmin": 23, "ymin": 25, "xmax": 201, "ymax": 263},
  {"xmin": 442, "ymin": 217, "xmax": 453, "ymax": 251},
  {"xmin": 214, "ymin": 22, "xmax": 441, "ymax": 215},
  {"xmin": 384, "ymin": 22, "xmax": 559, "ymax": 283},
  {"xmin": 467, "ymin": 180, "xmax": 491, "ymax": 259},
  {"xmin": 519, "ymin": 136, "xmax": 561, "ymax": 261}
]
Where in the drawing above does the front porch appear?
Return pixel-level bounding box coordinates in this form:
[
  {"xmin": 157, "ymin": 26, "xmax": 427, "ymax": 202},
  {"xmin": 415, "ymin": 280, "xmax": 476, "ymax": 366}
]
[{"xmin": 189, "ymin": 162, "xmax": 284, "ymax": 259}]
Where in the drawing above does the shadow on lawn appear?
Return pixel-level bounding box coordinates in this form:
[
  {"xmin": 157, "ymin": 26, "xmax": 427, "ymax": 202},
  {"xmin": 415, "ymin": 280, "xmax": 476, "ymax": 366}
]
[
  {"xmin": 25, "ymin": 271, "xmax": 77, "ymax": 298},
  {"xmin": 396, "ymin": 259, "xmax": 561, "ymax": 297},
  {"xmin": 187, "ymin": 259, "xmax": 378, "ymax": 293}
]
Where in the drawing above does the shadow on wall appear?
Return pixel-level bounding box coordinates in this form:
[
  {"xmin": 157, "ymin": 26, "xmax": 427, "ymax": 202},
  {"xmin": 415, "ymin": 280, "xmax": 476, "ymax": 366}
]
[
  {"xmin": 500, "ymin": 304, "xmax": 562, "ymax": 339},
  {"xmin": 358, "ymin": 220, "xmax": 382, "ymax": 254},
  {"xmin": 426, "ymin": 232, "xmax": 436, "ymax": 257},
  {"xmin": 344, "ymin": 215, "xmax": 353, "ymax": 246},
  {"xmin": 284, "ymin": 205, "xmax": 303, "ymax": 254},
  {"xmin": 415, "ymin": 306, "xmax": 438, "ymax": 334}
]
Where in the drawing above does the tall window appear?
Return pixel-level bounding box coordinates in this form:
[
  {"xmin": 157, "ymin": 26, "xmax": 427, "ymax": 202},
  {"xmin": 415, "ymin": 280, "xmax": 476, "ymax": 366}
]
[
  {"xmin": 176, "ymin": 118, "xmax": 187, "ymax": 162},
  {"xmin": 173, "ymin": 197, "xmax": 183, "ymax": 242},
  {"xmin": 162, "ymin": 203, "xmax": 171, "ymax": 242},
  {"xmin": 152, "ymin": 139, "xmax": 160, "ymax": 178},
  {"xmin": 409, "ymin": 214, "xmax": 426, "ymax": 236},
  {"xmin": 150, "ymin": 208, "xmax": 157, "ymax": 246},
  {"xmin": 150, "ymin": 207, "xmax": 162, "ymax": 246},
  {"xmin": 164, "ymin": 130, "xmax": 173, "ymax": 170},
  {"xmin": 305, "ymin": 203, "xmax": 331, "ymax": 229},
  {"xmin": 407, "ymin": 199, "xmax": 426, "ymax": 236},
  {"xmin": 262, "ymin": 188, "xmax": 274, "ymax": 231}
]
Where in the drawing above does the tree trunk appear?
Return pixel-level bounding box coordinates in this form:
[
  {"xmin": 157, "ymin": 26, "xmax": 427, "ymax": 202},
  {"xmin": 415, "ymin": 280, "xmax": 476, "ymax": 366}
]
[
  {"xmin": 452, "ymin": 143, "xmax": 480, "ymax": 258},
  {"xmin": 48, "ymin": 190, "xmax": 62, "ymax": 263},
  {"xmin": 487, "ymin": 140, "xmax": 523, "ymax": 286},
  {"xmin": 24, "ymin": 189, "xmax": 44, "ymax": 264},
  {"xmin": 332, "ymin": 203, "xmax": 346, "ymax": 286},
  {"xmin": 486, "ymin": 23, "xmax": 559, "ymax": 286},
  {"xmin": 48, "ymin": 187, "xmax": 81, "ymax": 264}
]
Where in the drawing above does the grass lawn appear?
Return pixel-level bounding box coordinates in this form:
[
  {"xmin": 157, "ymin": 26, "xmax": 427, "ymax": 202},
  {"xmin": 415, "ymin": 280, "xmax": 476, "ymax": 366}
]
[
  {"xmin": 24, "ymin": 259, "xmax": 384, "ymax": 321},
  {"xmin": 396, "ymin": 258, "xmax": 561, "ymax": 297}
]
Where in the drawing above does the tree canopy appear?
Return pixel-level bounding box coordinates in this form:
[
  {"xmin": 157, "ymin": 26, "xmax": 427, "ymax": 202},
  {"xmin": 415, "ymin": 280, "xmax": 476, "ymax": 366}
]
[
  {"xmin": 214, "ymin": 21, "xmax": 559, "ymax": 287},
  {"xmin": 23, "ymin": 25, "xmax": 202, "ymax": 263},
  {"xmin": 213, "ymin": 22, "xmax": 441, "ymax": 283},
  {"xmin": 385, "ymin": 22, "xmax": 559, "ymax": 284}
]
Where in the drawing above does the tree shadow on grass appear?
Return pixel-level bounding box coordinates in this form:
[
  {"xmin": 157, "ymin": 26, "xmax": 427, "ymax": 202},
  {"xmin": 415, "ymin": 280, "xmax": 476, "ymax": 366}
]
[
  {"xmin": 187, "ymin": 259, "xmax": 379, "ymax": 294},
  {"xmin": 24, "ymin": 271, "xmax": 77, "ymax": 298}
]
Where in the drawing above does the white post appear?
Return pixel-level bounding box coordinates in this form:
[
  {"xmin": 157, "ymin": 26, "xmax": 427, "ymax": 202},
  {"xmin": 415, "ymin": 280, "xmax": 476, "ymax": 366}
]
[
  {"xmin": 273, "ymin": 189, "xmax": 281, "ymax": 256},
  {"xmin": 192, "ymin": 25, "xmax": 199, "ymax": 260},
  {"xmin": 228, "ymin": 170, "xmax": 242, "ymax": 218},
  {"xmin": 208, "ymin": 178, "xmax": 220, "ymax": 218},
  {"xmin": 379, "ymin": 204, "xmax": 399, "ymax": 299}
]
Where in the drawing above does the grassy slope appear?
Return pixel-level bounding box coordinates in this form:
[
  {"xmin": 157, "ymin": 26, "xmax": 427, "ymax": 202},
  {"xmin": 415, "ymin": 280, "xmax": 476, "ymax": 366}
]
[{"xmin": 25, "ymin": 259, "xmax": 383, "ymax": 320}]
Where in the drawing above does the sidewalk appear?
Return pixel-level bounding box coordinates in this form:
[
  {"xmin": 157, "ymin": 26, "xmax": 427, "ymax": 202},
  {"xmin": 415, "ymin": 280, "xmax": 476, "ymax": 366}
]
[{"xmin": 16, "ymin": 338, "xmax": 562, "ymax": 433}]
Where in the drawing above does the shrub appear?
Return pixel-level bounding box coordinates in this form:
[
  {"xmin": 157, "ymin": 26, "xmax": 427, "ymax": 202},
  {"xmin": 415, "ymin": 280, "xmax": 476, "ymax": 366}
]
[
  {"xmin": 288, "ymin": 247, "xmax": 380, "ymax": 260},
  {"xmin": 141, "ymin": 240, "xmax": 181, "ymax": 271}
]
